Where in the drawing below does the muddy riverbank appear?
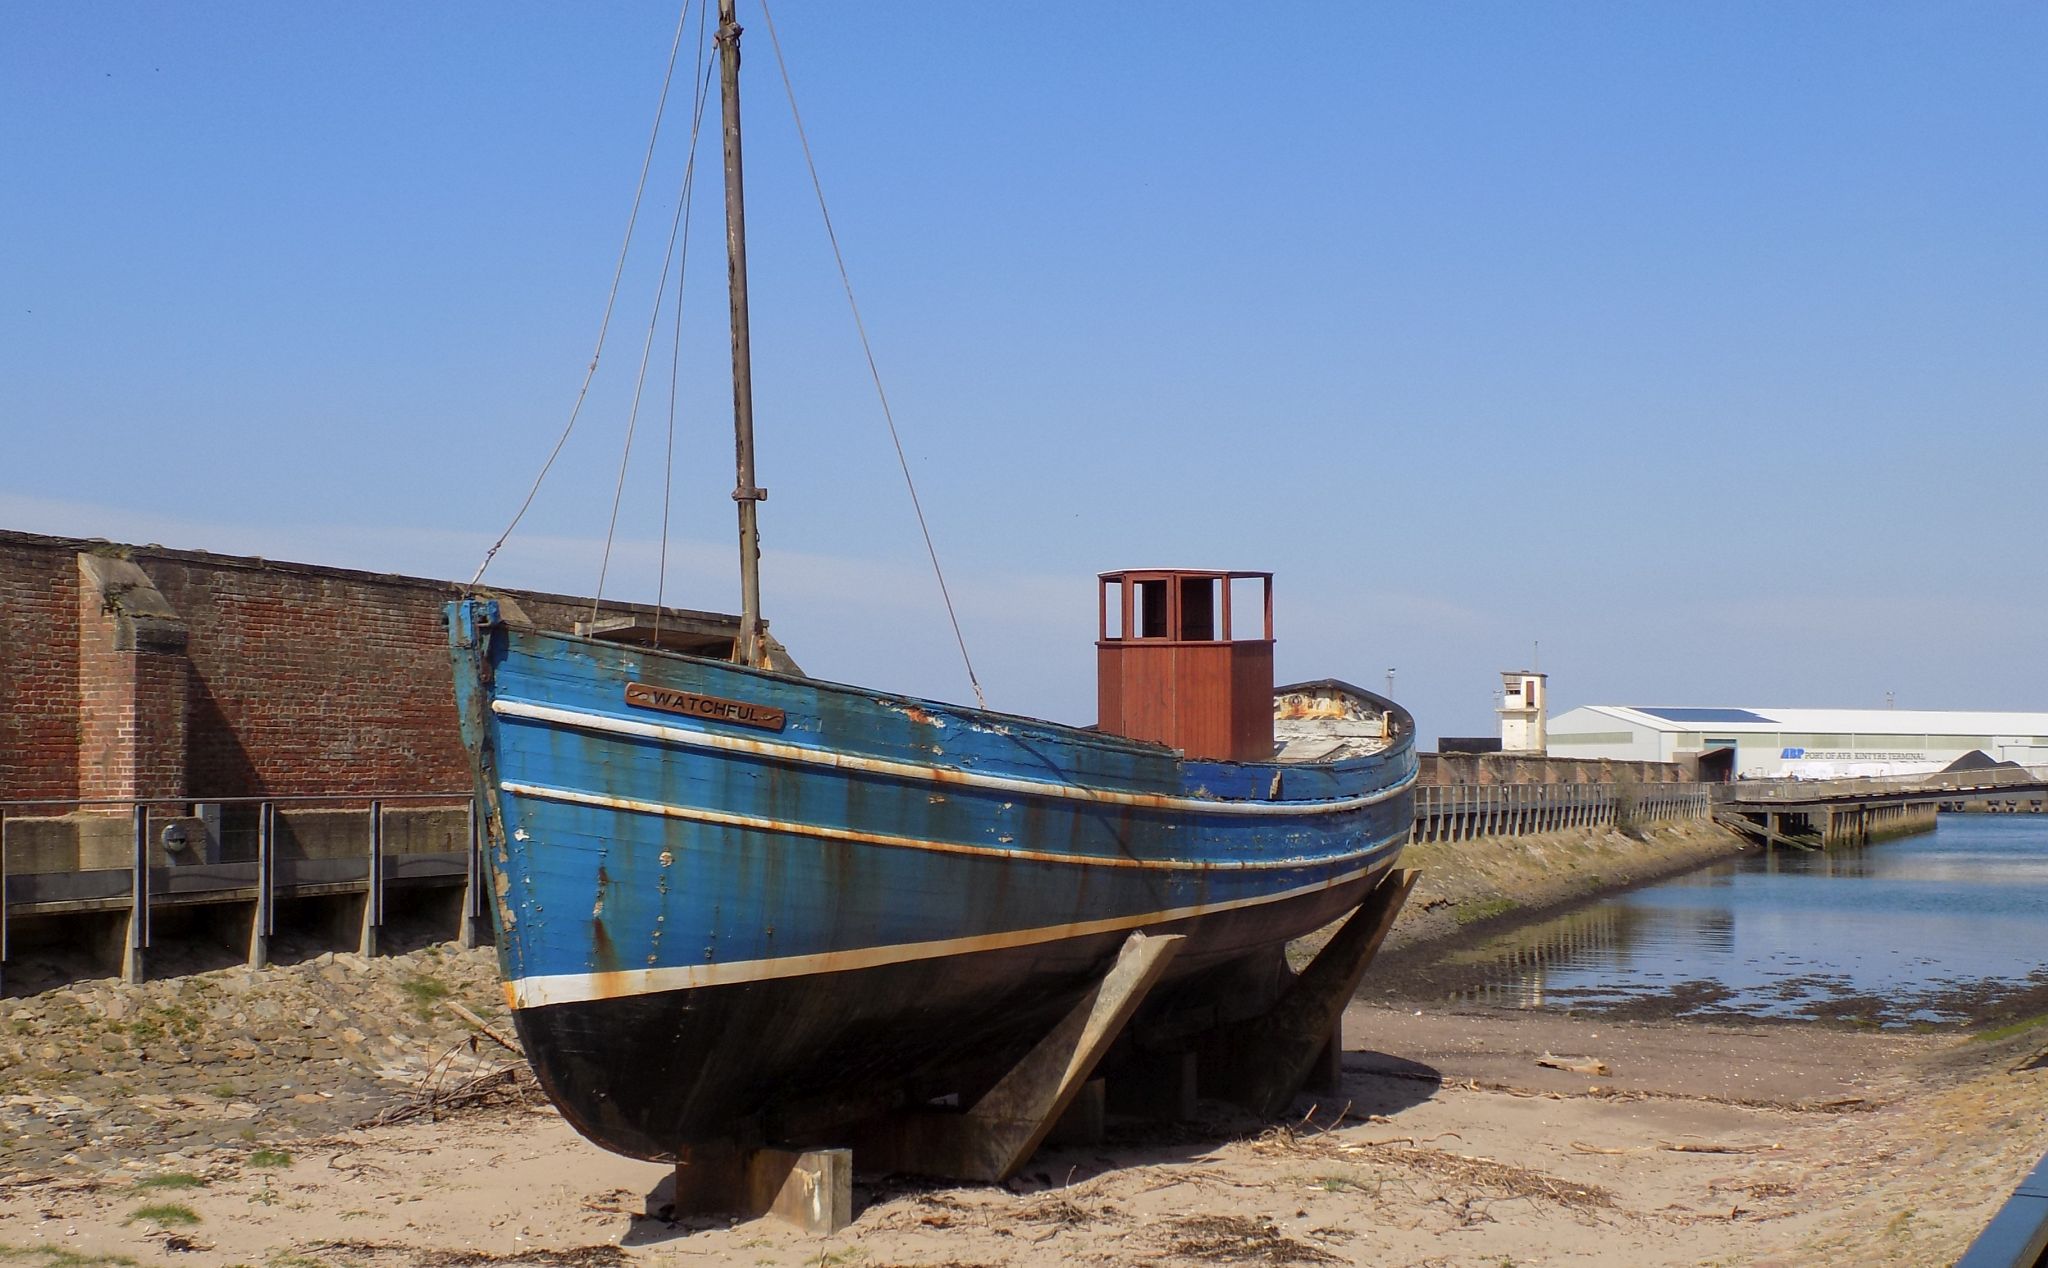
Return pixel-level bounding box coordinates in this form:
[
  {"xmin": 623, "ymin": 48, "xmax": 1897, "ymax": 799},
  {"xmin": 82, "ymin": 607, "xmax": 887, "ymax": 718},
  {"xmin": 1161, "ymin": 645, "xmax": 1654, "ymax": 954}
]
[
  {"xmin": 1282, "ymin": 814, "xmax": 1754, "ymax": 973},
  {"xmin": 1379, "ymin": 816, "xmax": 1755, "ymax": 955}
]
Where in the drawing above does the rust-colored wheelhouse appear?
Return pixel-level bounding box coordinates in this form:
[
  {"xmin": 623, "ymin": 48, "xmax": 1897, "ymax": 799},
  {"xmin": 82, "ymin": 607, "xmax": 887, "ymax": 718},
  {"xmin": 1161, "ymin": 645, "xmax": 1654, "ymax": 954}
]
[{"xmin": 1096, "ymin": 569, "xmax": 1275, "ymax": 763}]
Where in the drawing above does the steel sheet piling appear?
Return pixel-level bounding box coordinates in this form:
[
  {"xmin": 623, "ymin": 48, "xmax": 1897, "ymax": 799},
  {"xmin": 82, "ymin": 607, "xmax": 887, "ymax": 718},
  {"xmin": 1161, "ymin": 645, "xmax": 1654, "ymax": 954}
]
[
  {"xmin": 126, "ymin": 803, "xmax": 150, "ymax": 983},
  {"xmin": 364, "ymin": 799, "xmax": 384, "ymax": 956},
  {"xmin": 250, "ymin": 800, "xmax": 276, "ymax": 969}
]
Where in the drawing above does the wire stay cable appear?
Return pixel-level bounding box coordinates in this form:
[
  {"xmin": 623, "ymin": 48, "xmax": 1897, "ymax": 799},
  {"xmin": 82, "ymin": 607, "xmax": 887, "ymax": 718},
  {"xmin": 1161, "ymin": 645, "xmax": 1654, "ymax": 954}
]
[{"xmin": 756, "ymin": 0, "xmax": 988, "ymax": 709}]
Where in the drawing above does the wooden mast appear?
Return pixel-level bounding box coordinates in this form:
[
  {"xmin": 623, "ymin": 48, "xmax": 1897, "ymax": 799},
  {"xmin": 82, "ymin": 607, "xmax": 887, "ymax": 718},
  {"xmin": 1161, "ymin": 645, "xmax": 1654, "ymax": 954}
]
[{"xmin": 717, "ymin": 0, "xmax": 765, "ymax": 665}]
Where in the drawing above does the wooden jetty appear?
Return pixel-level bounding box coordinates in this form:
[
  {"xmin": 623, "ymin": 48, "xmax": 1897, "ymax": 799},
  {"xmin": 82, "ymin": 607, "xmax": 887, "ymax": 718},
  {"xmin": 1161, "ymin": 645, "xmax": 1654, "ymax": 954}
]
[{"xmin": 1714, "ymin": 768, "xmax": 2048, "ymax": 850}]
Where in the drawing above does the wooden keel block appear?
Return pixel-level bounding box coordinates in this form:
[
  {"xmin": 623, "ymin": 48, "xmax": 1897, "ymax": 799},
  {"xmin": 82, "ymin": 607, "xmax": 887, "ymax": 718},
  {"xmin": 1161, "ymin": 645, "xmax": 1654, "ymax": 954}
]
[
  {"xmin": 671, "ymin": 1144, "xmax": 853, "ymax": 1235},
  {"xmin": 745, "ymin": 1147, "xmax": 853, "ymax": 1235}
]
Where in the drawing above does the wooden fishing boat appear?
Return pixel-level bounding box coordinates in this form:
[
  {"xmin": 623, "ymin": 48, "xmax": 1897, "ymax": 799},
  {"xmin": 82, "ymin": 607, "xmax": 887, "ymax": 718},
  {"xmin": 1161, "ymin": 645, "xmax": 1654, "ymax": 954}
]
[
  {"xmin": 448, "ymin": 581, "xmax": 1412, "ymax": 1160},
  {"xmin": 447, "ymin": 2, "xmax": 1415, "ymax": 1165}
]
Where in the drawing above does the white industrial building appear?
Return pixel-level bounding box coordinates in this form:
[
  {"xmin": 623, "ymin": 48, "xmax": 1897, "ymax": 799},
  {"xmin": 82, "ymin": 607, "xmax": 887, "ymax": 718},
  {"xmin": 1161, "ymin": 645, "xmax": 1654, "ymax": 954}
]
[{"xmin": 1545, "ymin": 705, "xmax": 2048, "ymax": 780}]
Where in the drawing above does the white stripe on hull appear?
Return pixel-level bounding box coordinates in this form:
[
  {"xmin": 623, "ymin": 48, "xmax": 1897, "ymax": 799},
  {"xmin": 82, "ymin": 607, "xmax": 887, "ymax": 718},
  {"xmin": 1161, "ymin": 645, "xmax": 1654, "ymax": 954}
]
[
  {"xmin": 502, "ymin": 779, "xmax": 1396, "ymax": 872},
  {"xmin": 491, "ymin": 698, "xmax": 1415, "ymax": 816},
  {"xmin": 502, "ymin": 852, "xmax": 1398, "ymax": 1009}
]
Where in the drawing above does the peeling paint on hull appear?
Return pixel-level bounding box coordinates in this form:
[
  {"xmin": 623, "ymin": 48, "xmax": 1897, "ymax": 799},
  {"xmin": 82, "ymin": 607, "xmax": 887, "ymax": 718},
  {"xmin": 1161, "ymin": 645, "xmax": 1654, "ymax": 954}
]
[{"xmin": 446, "ymin": 600, "xmax": 1416, "ymax": 1160}]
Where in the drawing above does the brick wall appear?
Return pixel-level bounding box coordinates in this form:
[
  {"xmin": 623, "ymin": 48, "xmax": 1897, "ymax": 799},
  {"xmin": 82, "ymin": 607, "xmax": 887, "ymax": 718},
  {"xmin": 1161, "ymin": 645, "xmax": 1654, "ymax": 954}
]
[
  {"xmin": 0, "ymin": 530, "xmax": 741, "ymax": 803},
  {"xmin": 0, "ymin": 540, "xmax": 81, "ymax": 801},
  {"xmin": 142, "ymin": 556, "xmax": 471, "ymax": 797},
  {"xmin": 76, "ymin": 563, "xmax": 134, "ymax": 799},
  {"xmin": 74, "ymin": 554, "xmax": 190, "ymax": 802}
]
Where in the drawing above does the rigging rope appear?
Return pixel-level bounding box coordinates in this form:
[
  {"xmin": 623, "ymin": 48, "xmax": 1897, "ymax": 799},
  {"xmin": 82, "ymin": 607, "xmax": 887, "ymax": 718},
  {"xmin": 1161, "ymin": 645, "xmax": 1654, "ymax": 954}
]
[
  {"xmin": 470, "ymin": 0, "xmax": 697, "ymax": 589},
  {"xmin": 756, "ymin": 0, "xmax": 989, "ymax": 710},
  {"xmin": 595, "ymin": 49, "xmax": 719, "ymax": 623}
]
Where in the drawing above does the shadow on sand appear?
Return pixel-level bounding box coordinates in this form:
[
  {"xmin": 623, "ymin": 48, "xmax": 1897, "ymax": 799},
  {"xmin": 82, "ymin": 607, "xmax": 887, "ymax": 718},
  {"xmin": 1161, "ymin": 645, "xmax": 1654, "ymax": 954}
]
[{"xmin": 619, "ymin": 1049, "xmax": 1442, "ymax": 1244}]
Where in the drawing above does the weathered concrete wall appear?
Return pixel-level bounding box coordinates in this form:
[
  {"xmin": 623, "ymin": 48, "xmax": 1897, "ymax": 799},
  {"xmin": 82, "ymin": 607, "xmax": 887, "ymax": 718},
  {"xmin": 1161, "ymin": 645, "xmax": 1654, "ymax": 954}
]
[
  {"xmin": 2, "ymin": 814, "xmax": 209, "ymax": 874},
  {"xmin": 265, "ymin": 806, "xmax": 468, "ymax": 863},
  {"xmin": 0, "ymin": 805, "xmax": 470, "ymax": 873}
]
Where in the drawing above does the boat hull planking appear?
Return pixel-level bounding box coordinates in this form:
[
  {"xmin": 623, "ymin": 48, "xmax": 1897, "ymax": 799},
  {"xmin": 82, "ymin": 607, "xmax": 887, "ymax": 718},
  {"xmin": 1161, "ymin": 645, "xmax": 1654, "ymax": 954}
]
[{"xmin": 447, "ymin": 600, "xmax": 1415, "ymax": 1160}]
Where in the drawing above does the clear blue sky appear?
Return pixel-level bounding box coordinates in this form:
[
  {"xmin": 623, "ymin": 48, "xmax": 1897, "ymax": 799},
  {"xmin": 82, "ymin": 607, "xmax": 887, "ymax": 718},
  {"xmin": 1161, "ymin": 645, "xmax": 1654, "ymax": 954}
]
[{"xmin": 4, "ymin": 3, "xmax": 2043, "ymax": 740}]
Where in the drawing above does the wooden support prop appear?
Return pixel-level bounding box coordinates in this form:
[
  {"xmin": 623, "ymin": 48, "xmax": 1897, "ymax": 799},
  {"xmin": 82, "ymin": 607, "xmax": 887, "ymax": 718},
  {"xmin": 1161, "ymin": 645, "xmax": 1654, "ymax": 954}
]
[
  {"xmin": 862, "ymin": 930, "xmax": 1185, "ymax": 1182},
  {"xmin": 671, "ymin": 1144, "xmax": 853, "ymax": 1235},
  {"xmin": 1307, "ymin": 1021, "xmax": 1344, "ymax": 1096},
  {"xmin": 1203, "ymin": 868, "xmax": 1418, "ymax": 1120}
]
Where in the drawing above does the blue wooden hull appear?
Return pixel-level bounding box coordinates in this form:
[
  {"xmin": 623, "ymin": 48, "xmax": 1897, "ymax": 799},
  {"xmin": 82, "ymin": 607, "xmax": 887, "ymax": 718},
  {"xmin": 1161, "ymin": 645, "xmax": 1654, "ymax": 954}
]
[{"xmin": 446, "ymin": 600, "xmax": 1415, "ymax": 1159}]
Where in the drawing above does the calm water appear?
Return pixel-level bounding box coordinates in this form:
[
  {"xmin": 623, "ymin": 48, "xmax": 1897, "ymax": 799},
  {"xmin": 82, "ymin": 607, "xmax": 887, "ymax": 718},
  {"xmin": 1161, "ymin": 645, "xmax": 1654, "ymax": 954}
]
[{"xmin": 1436, "ymin": 814, "xmax": 2048, "ymax": 1026}]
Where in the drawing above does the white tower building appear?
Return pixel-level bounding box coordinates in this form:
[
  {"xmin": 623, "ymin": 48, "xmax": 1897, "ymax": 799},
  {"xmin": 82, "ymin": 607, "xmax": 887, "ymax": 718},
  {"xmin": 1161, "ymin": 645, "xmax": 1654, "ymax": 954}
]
[{"xmin": 1498, "ymin": 670, "xmax": 1547, "ymax": 754}]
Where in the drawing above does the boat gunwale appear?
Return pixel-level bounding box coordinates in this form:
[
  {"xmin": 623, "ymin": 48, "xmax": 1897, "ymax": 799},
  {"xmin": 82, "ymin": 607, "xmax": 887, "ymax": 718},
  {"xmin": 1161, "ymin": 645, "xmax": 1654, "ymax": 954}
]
[{"xmin": 497, "ymin": 617, "xmax": 1416, "ymax": 782}]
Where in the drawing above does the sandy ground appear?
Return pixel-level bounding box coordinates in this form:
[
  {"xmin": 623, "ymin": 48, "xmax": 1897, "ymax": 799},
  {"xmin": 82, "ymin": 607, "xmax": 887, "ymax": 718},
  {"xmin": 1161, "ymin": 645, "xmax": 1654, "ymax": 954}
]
[
  {"xmin": 6, "ymin": 823, "xmax": 2041, "ymax": 1265},
  {"xmin": 7, "ymin": 997, "xmax": 2047, "ymax": 1267}
]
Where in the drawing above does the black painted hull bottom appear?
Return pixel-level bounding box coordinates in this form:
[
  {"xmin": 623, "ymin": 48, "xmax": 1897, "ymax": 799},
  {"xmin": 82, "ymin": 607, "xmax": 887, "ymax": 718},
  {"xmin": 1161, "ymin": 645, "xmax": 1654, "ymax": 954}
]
[{"xmin": 512, "ymin": 868, "xmax": 1391, "ymax": 1161}]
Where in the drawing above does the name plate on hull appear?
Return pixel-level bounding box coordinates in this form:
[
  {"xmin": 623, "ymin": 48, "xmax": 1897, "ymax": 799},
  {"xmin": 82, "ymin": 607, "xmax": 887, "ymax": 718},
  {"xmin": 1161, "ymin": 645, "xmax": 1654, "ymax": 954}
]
[{"xmin": 625, "ymin": 681, "xmax": 786, "ymax": 731}]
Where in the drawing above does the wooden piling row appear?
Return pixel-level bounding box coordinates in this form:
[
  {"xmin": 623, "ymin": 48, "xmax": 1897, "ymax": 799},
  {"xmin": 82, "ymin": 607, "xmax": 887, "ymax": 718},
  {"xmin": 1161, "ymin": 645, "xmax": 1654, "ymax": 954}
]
[
  {"xmin": 1409, "ymin": 782, "xmax": 1710, "ymax": 845},
  {"xmin": 1720, "ymin": 789, "xmax": 1953, "ymax": 851},
  {"xmin": 1820, "ymin": 799, "xmax": 1938, "ymax": 848}
]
